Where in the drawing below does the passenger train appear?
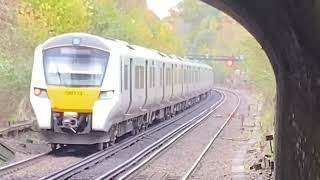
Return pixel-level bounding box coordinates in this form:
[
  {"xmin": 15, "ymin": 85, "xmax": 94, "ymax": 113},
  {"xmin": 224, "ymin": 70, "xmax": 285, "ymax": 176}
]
[{"xmin": 30, "ymin": 33, "xmax": 214, "ymax": 150}]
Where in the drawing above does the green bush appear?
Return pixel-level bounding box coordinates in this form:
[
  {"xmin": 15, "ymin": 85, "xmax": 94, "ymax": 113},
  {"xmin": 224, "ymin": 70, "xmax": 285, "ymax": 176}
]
[{"xmin": 0, "ymin": 53, "xmax": 32, "ymax": 123}]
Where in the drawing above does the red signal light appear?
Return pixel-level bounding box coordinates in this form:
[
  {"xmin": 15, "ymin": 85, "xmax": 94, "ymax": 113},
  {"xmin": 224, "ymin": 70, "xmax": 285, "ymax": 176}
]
[{"xmin": 226, "ymin": 60, "xmax": 233, "ymax": 66}]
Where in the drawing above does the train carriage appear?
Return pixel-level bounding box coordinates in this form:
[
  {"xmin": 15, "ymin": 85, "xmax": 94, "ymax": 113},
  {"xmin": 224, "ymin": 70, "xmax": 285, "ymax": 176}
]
[{"xmin": 30, "ymin": 33, "xmax": 214, "ymax": 150}]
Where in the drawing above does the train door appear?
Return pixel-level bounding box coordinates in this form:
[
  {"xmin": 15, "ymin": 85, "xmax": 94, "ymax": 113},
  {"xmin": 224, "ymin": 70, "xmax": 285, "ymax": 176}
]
[
  {"xmin": 162, "ymin": 62, "xmax": 165, "ymax": 101},
  {"xmin": 184, "ymin": 66, "xmax": 188, "ymax": 97},
  {"xmin": 121, "ymin": 56, "xmax": 130, "ymax": 114},
  {"xmin": 134, "ymin": 58, "xmax": 146, "ymax": 109},
  {"xmin": 127, "ymin": 57, "xmax": 146, "ymax": 114},
  {"xmin": 181, "ymin": 65, "xmax": 184, "ymax": 97},
  {"xmin": 171, "ymin": 64, "xmax": 174, "ymax": 98},
  {"xmin": 164, "ymin": 63, "xmax": 172, "ymax": 100},
  {"xmin": 155, "ymin": 61, "xmax": 163, "ymax": 103},
  {"xmin": 147, "ymin": 60, "xmax": 156, "ymax": 105},
  {"xmin": 143, "ymin": 60, "xmax": 148, "ymax": 107},
  {"xmin": 125, "ymin": 58, "xmax": 133, "ymax": 114}
]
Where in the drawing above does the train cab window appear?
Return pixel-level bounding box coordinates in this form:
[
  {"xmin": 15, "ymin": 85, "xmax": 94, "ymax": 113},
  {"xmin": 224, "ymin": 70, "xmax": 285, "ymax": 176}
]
[
  {"xmin": 43, "ymin": 47, "xmax": 110, "ymax": 87},
  {"xmin": 124, "ymin": 65, "xmax": 128, "ymax": 90}
]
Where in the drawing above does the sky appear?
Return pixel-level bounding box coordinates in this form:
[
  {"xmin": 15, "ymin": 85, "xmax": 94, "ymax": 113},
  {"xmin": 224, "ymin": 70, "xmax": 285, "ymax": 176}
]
[{"xmin": 147, "ymin": 0, "xmax": 183, "ymax": 19}]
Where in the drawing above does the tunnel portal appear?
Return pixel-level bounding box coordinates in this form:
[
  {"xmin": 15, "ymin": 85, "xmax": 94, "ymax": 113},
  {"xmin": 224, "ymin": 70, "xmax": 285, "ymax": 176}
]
[{"xmin": 202, "ymin": 0, "xmax": 320, "ymax": 179}]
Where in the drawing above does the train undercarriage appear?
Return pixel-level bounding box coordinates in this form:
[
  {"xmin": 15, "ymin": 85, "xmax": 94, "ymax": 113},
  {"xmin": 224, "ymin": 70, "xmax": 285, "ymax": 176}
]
[{"xmin": 46, "ymin": 91, "xmax": 210, "ymax": 151}]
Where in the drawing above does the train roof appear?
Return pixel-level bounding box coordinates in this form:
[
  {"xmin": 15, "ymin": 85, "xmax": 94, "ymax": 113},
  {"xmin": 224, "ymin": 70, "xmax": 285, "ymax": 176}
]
[{"xmin": 41, "ymin": 33, "xmax": 213, "ymax": 70}]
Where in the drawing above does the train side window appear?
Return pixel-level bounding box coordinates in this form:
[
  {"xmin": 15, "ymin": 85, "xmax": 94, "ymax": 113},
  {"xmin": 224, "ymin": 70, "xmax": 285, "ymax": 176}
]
[
  {"xmin": 170, "ymin": 69, "xmax": 172, "ymax": 85},
  {"xmin": 134, "ymin": 65, "xmax": 145, "ymax": 89},
  {"xmin": 184, "ymin": 69, "xmax": 187, "ymax": 83},
  {"xmin": 140, "ymin": 66, "xmax": 145, "ymax": 89},
  {"xmin": 180, "ymin": 69, "xmax": 182, "ymax": 84},
  {"xmin": 152, "ymin": 67, "xmax": 155, "ymax": 87},
  {"xmin": 160, "ymin": 68, "xmax": 163, "ymax": 86},
  {"xmin": 166, "ymin": 68, "xmax": 171, "ymax": 86},
  {"xmin": 174, "ymin": 65, "xmax": 177, "ymax": 84},
  {"xmin": 135, "ymin": 66, "xmax": 140, "ymax": 89},
  {"xmin": 187, "ymin": 68, "xmax": 189, "ymax": 83},
  {"xmin": 124, "ymin": 65, "xmax": 128, "ymax": 90},
  {"xmin": 149, "ymin": 67, "xmax": 152, "ymax": 88},
  {"xmin": 149, "ymin": 66, "xmax": 155, "ymax": 88}
]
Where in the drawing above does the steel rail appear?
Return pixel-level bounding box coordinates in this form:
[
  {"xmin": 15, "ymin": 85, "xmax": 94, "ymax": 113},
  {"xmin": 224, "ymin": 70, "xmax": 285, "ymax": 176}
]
[
  {"xmin": 182, "ymin": 89, "xmax": 241, "ymax": 180},
  {"xmin": 0, "ymin": 151, "xmax": 50, "ymax": 176},
  {"xmin": 40, "ymin": 90, "xmax": 223, "ymax": 180},
  {"xmin": 96, "ymin": 90, "xmax": 227, "ymax": 180}
]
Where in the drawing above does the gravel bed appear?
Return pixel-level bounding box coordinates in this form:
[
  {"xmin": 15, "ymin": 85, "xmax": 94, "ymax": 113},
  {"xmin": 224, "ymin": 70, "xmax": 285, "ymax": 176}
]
[
  {"xmin": 0, "ymin": 131, "xmax": 50, "ymax": 165},
  {"xmin": 2, "ymin": 155, "xmax": 81, "ymax": 180},
  {"xmin": 69, "ymin": 91, "xmax": 222, "ymax": 180},
  {"xmin": 189, "ymin": 89, "xmax": 248, "ymax": 179},
  {"xmin": 130, "ymin": 90, "xmax": 239, "ymax": 179},
  {"xmin": 189, "ymin": 88, "xmax": 273, "ymax": 180},
  {"xmin": 1, "ymin": 145, "xmax": 96, "ymax": 180}
]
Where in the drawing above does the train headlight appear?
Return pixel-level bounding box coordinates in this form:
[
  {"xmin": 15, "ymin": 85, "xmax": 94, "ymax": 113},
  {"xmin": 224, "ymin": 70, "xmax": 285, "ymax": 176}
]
[
  {"xmin": 33, "ymin": 87, "xmax": 48, "ymax": 98},
  {"xmin": 99, "ymin": 90, "xmax": 115, "ymax": 100}
]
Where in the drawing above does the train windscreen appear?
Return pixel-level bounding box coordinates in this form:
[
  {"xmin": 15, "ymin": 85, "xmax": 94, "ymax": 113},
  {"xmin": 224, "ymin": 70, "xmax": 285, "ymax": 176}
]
[{"xmin": 43, "ymin": 47, "xmax": 110, "ymax": 87}]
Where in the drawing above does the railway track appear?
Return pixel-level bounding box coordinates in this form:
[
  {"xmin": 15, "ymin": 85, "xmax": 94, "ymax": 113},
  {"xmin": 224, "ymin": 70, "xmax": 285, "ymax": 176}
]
[
  {"xmin": 94, "ymin": 89, "xmax": 233, "ymax": 180},
  {"xmin": 0, "ymin": 151, "xmax": 51, "ymax": 177},
  {"xmin": 0, "ymin": 145, "xmax": 98, "ymax": 179},
  {"xmin": 99, "ymin": 89, "xmax": 240, "ymax": 180},
  {"xmin": 39, "ymin": 90, "xmax": 224, "ymax": 180},
  {"xmin": 182, "ymin": 89, "xmax": 241, "ymax": 180}
]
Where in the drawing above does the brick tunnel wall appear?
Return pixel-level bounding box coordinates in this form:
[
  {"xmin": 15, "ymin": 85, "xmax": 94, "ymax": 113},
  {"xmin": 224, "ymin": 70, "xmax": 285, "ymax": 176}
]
[{"xmin": 203, "ymin": 0, "xmax": 320, "ymax": 179}]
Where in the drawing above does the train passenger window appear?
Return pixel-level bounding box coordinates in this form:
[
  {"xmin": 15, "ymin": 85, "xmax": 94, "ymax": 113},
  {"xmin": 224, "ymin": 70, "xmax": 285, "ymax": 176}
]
[
  {"xmin": 149, "ymin": 67, "xmax": 156, "ymax": 88},
  {"xmin": 187, "ymin": 68, "xmax": 189, "ymax": 83},
  {"xmin": 160, "ymin": 68, "xmax": 163, "ymax": 86},
  {"xmin": 135, "ymin": 66, "xmax": 144, "ymax": 89},
  {"xmin": 124, "ymin": 65, "xmax": 128, "ymax": 90},
  {"xmin": 180, "ymin": 69, "xmax": 183, "ymax": 84},
  {"xmin": 174, "ymin": 68, "xmax": 177, "ymax": 84},
  {"xmin": 192, "ymin": 70, "xmax": 194, "ymax": 83},
  {"xmin": 149, "ymin": 67, "xmax": 152, "ymax": 88},
  {"xmin": 166, "ymin": 68, "xmax": 171, "ymax": 86},
  {"xmin": 152, "ymin": 67, "xmax": 155, "ymax": 87},
  {"xmin": 174, "ymin": 65, "xmax": 177, "ymax": 84},
  {"xmin": 140, "ymin": 66, "xmax": 144, "ymax": 88},
  {"xmin": 135, "ymin": 66, "xmax": 139, "ymax": 89}
]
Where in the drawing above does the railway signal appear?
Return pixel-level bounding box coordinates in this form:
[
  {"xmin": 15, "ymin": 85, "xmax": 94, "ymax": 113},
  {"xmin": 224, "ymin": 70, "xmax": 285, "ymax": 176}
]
[
  {"xmin": 185, "ymin": 54, "xmax": 244, "ymax": 62},
  {"xmin": 226, "ymin": 60, "xmax": 233, "ymax": 66}
]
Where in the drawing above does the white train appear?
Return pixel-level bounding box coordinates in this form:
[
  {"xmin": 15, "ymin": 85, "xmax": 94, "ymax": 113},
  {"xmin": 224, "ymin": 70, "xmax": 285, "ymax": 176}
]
[{"xmin": 30, "ymin": 33, "xmax": 214, "ymax": 150}]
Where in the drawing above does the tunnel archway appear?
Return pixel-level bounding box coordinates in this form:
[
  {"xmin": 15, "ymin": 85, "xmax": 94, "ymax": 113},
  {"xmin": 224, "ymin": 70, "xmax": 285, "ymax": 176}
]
[{"xmin": 201, "ymin": 0, "xmax": 320, "ymax": 179}]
